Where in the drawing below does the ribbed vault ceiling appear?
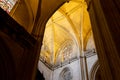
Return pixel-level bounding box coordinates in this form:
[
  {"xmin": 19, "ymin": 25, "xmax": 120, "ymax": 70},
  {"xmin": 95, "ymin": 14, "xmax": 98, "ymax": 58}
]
[
  {"xmin": 40, "ymin": 0, "xmax": 94, "ymax": 65},
  {"xmin": 2, "ymin": 0, "xmax": 95, "ymax": 66}
]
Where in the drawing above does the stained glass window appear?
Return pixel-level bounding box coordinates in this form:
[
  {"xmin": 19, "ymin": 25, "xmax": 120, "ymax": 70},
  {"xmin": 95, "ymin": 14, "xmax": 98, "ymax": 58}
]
[{"xmin": 0, "ymin": 0, "xmax": 17, "ymax": 13}]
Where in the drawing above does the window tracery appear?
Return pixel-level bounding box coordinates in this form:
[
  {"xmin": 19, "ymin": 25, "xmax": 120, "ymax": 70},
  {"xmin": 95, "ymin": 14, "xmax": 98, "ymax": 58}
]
[
  {"xmin": 0, "ymin": 0, "xmax": 17, "ymax": 13},
  {"xmin": 59, "ymin": 67, "xmax": 73, "ymax": 80},
  {"xmin": 62, "ymin": 43, "xmax": 73, "ymax": 61},
  {"xmin": 56, "ymin": 40, "xmax": 74, "ymax": 64}
]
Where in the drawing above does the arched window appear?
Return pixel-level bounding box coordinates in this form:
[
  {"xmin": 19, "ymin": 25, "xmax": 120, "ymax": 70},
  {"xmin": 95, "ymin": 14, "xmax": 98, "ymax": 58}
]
[{"xmin": 0, "ymin": 0, "xmax": 17, "ymax": 13}]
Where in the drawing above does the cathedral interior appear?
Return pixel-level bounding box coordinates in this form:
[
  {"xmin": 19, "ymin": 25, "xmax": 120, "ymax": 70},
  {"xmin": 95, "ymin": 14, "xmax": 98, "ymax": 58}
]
[{"xmin": 0, "ymin": 0, "xmax": 120, "ymax": 80}]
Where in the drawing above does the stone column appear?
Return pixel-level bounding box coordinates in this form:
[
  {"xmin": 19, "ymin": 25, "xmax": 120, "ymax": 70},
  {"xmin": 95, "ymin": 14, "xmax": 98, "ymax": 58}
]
[
  {"xmin": 86, "ymin": 0, "xmax": 120, "ymax": 80},
  {"xmin": 80, "ymin": 56, "xmax": 89, "ymax": 80}
]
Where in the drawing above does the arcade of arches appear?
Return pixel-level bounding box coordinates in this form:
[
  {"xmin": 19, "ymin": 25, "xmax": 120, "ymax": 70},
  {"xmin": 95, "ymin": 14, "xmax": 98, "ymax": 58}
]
[{"xmin": 0, "ymin": 0, "xmax": 120, "ymax": 80}]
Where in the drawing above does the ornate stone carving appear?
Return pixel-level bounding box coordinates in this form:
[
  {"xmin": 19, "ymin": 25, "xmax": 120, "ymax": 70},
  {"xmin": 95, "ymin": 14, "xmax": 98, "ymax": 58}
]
[
  {"xmin": 59, "ymin": 67, "xmax": 73, "ymax": 80},
  {"xmin": 56, "ymin": 40, "xmax": 74, "ymax": 63}
]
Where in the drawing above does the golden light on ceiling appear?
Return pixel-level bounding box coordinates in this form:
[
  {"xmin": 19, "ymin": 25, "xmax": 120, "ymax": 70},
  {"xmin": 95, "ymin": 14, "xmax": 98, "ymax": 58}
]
[{"xmin": 40, "ymin": 0, "xmax": 93, "ymax": 66}]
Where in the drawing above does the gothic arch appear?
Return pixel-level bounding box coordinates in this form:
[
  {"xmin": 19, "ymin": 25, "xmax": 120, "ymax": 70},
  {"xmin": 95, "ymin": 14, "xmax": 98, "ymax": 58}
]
[
  {"xmin": 89, "ymin": 60, "xmax": 99, "ymax": 80},
  {"xmin": 83, "ymin": 29, "xmax": 92, "ymax": 50},
  {"xmin": 55, "ymin": 40, "xmax": 74, "ymax": 64},
  {"xmin": 10, "ymin": 0, "xmax": 40, "ymax": 33}
]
